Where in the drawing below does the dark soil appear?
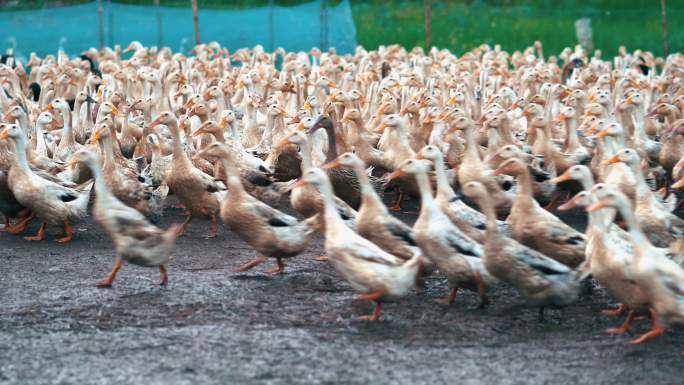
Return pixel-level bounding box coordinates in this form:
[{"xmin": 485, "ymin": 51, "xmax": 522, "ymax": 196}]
[{"xmin": 1, "ymin": 196, "xmax": 683, "ymax": 384}]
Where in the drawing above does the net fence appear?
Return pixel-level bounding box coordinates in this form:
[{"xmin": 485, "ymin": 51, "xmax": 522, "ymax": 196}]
[{"xmin": 0, "ymin": 0, "xmax": 358, "ymax": 61}]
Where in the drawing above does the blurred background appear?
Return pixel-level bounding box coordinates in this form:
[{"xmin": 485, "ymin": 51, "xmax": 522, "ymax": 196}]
[{"xmin": 0, "ymin": 0, "xmax": 680, "ymax": 60}]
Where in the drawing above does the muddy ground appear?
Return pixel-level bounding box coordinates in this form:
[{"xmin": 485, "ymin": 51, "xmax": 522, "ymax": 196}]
[{"xmin": 1, "ymin": 195, "xmax": 683, "ymax": 385}]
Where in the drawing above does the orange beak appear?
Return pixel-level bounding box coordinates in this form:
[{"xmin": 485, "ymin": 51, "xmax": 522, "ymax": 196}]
[
  {"xmin": 596, "ymin": 130, "xmax": 609, "ymax": 139},
  {"xmin": 0, "ymin": 129, "xmax": 8, "ymax": 141},
  {"xmin": 303, "ymin": 101, "xmax": 312, "ymax": 110},
  {"xmin": 111, "ymin": 105, "xmax": 120, "ymax": 117},
  {"xmin": 557, "ymin": 194, "xmax": 578, "ymax": 211},
  {"xmin": 586, "ymin": 201, "xmax": 606, "ymax": 212},
  {"xmin": 149, "ymin": 117, "xmax": 162, "ymax": 127},
  {"xmin": 603, "ymin": 155, "xmax": 621, "ymax": 165},
  {"xmin": 377, "ymin": 122, "xmax": 388, "ymax": 132},
  {"xmin": 414, "ymin": 153, "xmax": 425, "ymax": 160},
  {"xmin": 91, "ymin": 129, "xmax": 102, "ymax": 143},
  {"xmin": 322, "ymin": 160, "xmax": 341, "ymax": 170},
  {"xmin": 67, "ymin": 157, "xmax": 80, "ymax": 169},
  {"xmin": 386, "ymin": 169, "xmax": 406, "ymax": 181},
  {"xmin": 294, "ymin": 178, "xmax": 306, "ymax": 188},
  {"xmin": 550, "ymin": 173, "xmax": 571, "ymax": 184},
  {"xmin": 671, "ymin": 178, "xmax": 684, "ymax": 190}
]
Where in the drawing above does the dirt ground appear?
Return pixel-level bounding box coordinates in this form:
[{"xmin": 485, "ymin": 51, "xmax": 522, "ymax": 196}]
[{"xmin": 1, "ymin": 196, "xmax": 683, "ymax": 385}]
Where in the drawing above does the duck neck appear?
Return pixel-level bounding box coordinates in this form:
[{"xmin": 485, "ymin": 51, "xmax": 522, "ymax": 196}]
[
  {"xmin": 220, "ymin": 157, "xmax": 245, "ymax": 195},
  {"xmin": 563, "ymin": 116, "xmax": 581, "ymax": 151},
  {"xmin": 432, "ymin": 155, "xmax": 454, "ymax": 200},
  {"xmin": 169, "ymin": 121, "xmax": 191, "ymax": 166},
  {"xmin": 479, "ymin": 195, "xmax": 500, "ymax": 240},
  {"xmin": 414, "ymin": 169, "xmax": 436, "ymax": 209},
  {"xmin": 11, "ymin": 136, "xmax": 31, "ymax": 172},
  {"xmin": 463, "ymin": 125, "xmax": 481, "ymax": 163},
  {"xmin": 88, "ymin": 160, "xmax": 113, "ymax": 201},
  {"xmin": 513, "ymin": 166, "xmax": 534, "ymax": 199},
  {"xmin": 298, "ymin": 139, "xmax": 313, "ymax": 172},
  {"xmin": 324, "ymin": 124, "xmax": 338, "ymax": 161},
  {"xmin": 353, "ymin": 164, "xmax": 381, "ymax": 206}
]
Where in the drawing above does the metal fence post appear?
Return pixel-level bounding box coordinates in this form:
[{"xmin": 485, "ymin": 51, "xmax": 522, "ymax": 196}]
[
  {"xmin": 661, "ymin": 0, "xmax": 669, "ymax": 56},
  {"xmin": 424, "ymin": 0, "xmax": 432, "ymax": 50},
  {"xmin": 97, "ymin": 0, "xmax": 105, "ymax": 49},
  {"xmin": 155, "ymin": 0, "xmax": 163, "ymax": 47},
  {"xmin": 191, "ymin": 0, "xmax": 201, "ymax": 46},
  {"xmin": 320, "ymin": 0, "xmax": 328, "ymax": 51}
]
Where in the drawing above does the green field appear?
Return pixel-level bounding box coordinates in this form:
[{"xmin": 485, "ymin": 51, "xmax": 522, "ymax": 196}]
[{"xmin": 2, "ymin": 0, "xmax": 681, "ymax": 56}]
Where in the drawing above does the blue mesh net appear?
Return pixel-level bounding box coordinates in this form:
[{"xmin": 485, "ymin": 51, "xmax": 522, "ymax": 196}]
[{"xmin": 0, "ymin": 0, "xmax": 357, "ymax": 61}]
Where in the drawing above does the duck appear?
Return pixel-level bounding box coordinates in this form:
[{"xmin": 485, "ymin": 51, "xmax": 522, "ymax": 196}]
[
  {"xmin": 307, "ymin": 115, "xmax": 362, "ymax": 209},
  {"xmin": 150, "ymin": 111, "xmax": 225, "ymax": 238},
  {"xmin": 494, "ymin": 158, "xmax": 586, "ymax": 268},
  {"xmin": 417, "ymin": 145, "xmax": 512, "ymax": 242},
  {"xmin": 462, "ymin": 180, "xmax": 582, "ymax": 321},
  {"xmin": 588, "ymin": 189, "xmax": 684, "ymax": 345},
  {"xmin": 323, "ymin": 152, "xmax": 418, "ymax": 262},
  {"xmin": 300, "ymin": 167, "xmax": 422, "ymax": 320},
  {"xmin": 557, "ymin": 189, "xmax": 648, "ymax": 334},
  {"xmin": 389, "ymin": 158, "xmax": 496, "ymax": 307},
  {"xmin": 195, "ymin": 143, "xmax": 314, "ymax": 274},
  {"xmin": 68, "ymin": 149, "xmax": 180, "ymax": 287},
  {"xmin": 0, "ymin": 124, "xmax": 32, "ymax": 233},
  {"xmin": 0, "ymin": 124, "xmax": 91, "ymax": 242},
  {"xmin": 604, "ymin": 148, "xmax": 684, "ymax": 247}
]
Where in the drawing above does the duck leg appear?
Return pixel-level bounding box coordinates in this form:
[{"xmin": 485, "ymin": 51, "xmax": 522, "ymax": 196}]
[
  {"xmin": 474, "ymin": 271, "xmax": 490, "ymax": 308},
  {"xmin": 203, "ymin": 213, "xmax": 218, "ymax": 239},
  {"xmin": 628, "ymin": 309, "xmax": 665, "ymax": 345},
  {"xmin": 315, "ymin": 255, "xmax": 329, "ymax": 262},
  {"xmin": 359, "ymin": 302, "xmax": 382, "ymax": 321},
  {"xmin": 234, "ymin": 255, "xmax": 268, "ymax": 273},
  {"xmin": 24, "ymin": 222, "xmax": 46, "ymax": 241},
  {"xmin": 158, "ymin": 265, "xmax": 168, "ymax": 286},
  {"xmin": 176, "ymin": 214, "xmax": 193, "ymax": 237},
  {"xmin": 606, "ymin": 310, "xmax": 635, "ymax": 335},
  {"xmin": 433, "ymin": 287, "xmax": 458, "ymax": 305},
  {"xmin": 601, "ymin": 303, "xmax": 627, "ymax": 317},
  {"xmin": 7, "ymin": 211, "xmax": 35, "ymax": 234},
  {"xmin": 387, "ymin": 188, "xmax": 405, "ymax": 211},
  {"xmin": 97, "ymin": 257, "xmax": 123, "ymax": 288},
  {"xmin": 264, "ymin": 257, "xmax": 285, "ymax": 274},
  {"xmin": 56, "ymin": 221, "xmax": 74, "ymax": 243}
]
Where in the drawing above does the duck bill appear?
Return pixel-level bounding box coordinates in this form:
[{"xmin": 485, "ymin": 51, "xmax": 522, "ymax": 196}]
[
  {"xmin": 603, "ymin": 155, "xmax": 620, "ymax": 165},
  {"xmin": 596, "ymin": 130, "xmax": 609, "ymax": 139},
  {"xmin": 90, "ymin": 130, "xmax": 102, "ymax": 143},
  {"xmin": 557, "ymin": 194, "xmax": 579, "ymax": 211},
  {"xmin": 67, "ymin": 157, "xmax": 79, "ymax": 169},
  {"xmin": 586, "ymin": 201, "xmax": 607, "ymax": 212},
  {"xmin": 294, "ymin": 178, "xmax": 306, "ymax": 188},
  {"xmin": 672, "ymin": 178, "xmax": 684, "ymax": 190},
  {"xmin": 550, "ymin": 173, "xmax": 571, "ymax": 184},
  {"xmin": 386, "ymin": 169, "xmax": 406, "ymax": 181},
  {"xmin": 191, "ymin": 127, "xmax": 206, "ymax": 137},
  {"xmin": 0, "ymin": 130, "xmax": 8, "ymax": 141},
  {"xmin": 149, "ymin": 117, "xmax": 162, "ymax": 127},
  {"xmin": 322, "ymin": 160, "xmax": 341, "ymax": 170},
  {"xmin": 414, "ymin": 153, "xmax": 425, "ymax": 160}
]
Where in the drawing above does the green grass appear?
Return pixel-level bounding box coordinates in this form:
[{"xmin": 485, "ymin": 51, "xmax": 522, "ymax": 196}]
[{"xmin": 350, "ymin": 0, "xmax": 684, "ymax": 57}]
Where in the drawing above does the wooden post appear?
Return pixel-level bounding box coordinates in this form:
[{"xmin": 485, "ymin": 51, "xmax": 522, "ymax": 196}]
[
  {"xmin": 191, "ymin": 0, "xmax": 200, "ymax": 46},
  {"xmin": 661, "ymin": 0, "xmax": 669, "ymax": 56},
  {"xmin": 97, "ymin": 0, "xmax": 105, "ymax": 49},
  {"xmin": 423, "ymin": 0, "xmax": 432, "ymax": 50},
  {"xmin": 155, "ymin": 0, "xmax": 163, "ymax": 47}
]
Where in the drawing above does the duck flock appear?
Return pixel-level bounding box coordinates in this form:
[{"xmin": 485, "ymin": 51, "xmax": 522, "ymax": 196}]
[{"xmin": 1, "ymin": 41, "xmax": 684, "ymax": 348}]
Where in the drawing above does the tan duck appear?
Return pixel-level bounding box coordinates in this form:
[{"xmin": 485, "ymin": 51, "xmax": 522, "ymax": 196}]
[
  {"xmin": 301, "ymin": 167, "xmax": 422, "ymax": 321},
  {"xmin": 462, "ymin": 181, "xmax": 582, "ymax": 321},
  {"xmin": 324, "ymin": 152, "xmax": 418, "ymax": 262},
  {"xmin": 91, "ymin": 124, "xmax": 167, "ymax": 218},
  {"xmin": 276, "ymin": 130, "xmax": 357, "ymax": 230},
  {"xmin": 417, "ymin": 145, "xmax": 512, "ymax": 242},
  {"xmin": 588, "ymin": 189, "xmax": 684, "ymax": 345},
  {"xmin": 69, "ymin": 150, "xmax": 180, "ymax": 287},
  {"xmin": 390, "ymin": 158, "xmax": 497, "ymax": 307},
  {"xmin": 494, "ymin": 158, "xmax": 586, "ymax": 268},
  {"xmin": 449, "ymin": 116, "xmax": 512, "ymax": 217},
  {"xmin": 0, "ymin": 124, "xmax": 91, "ymax": 242},
  {"xmin": 558, "ymin": 189, "xmax": 648, "ymax": 334},
  {"xmin": 307, "ymin": 116, "xmax": 362, "ymax": 209},
  {"xmin": 0, "ymin": 124, "xmax": 32, "ymax": 233},
  {"xmin": 150, "ymin": 111, "xmax": 225, "ymax": 238},
  {"xmin": 196, "ymin": 143, "xmax": 314, "ymax": 274},
  {"xmin": 604, "ymin": 148, "xmax": 684, "ymax": 247}
]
